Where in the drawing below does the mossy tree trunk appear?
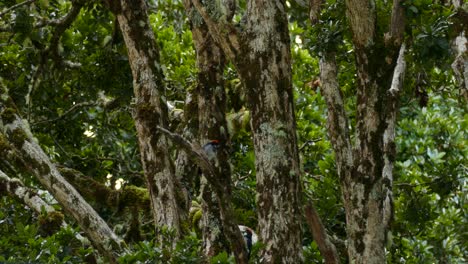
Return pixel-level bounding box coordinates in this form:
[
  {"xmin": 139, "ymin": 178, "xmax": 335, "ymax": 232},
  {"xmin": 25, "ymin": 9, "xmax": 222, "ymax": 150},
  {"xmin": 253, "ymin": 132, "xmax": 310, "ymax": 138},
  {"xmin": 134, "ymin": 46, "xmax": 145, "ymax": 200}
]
[
  {"xmin": 189, "ymin": 0, "xmax": 303, "ymax": 262},
  {"xmin": 105, "ymin": 0, "xmax": 188, "ymax": 239},
  {"xmin": 189, "ymin": 7, "xmax": 229, "ymax": 257},
  {"xmin": 0, "ymin": 88, "xmax": 125, "ymax": 262},
  {"xmin": 184, "ymin": 1, "xmax": 249, "ymax": 261},
  {"xmin": 318, "ymin": 0, "xmax": 406, "ymax": 262}
]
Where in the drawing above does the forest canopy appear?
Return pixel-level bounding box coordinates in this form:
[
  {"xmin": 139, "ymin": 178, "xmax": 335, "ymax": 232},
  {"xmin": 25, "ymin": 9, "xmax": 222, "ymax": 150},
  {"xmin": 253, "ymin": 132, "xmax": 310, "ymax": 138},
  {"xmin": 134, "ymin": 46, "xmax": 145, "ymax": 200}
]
[{"xmin": 0, "ymin": 0, "xmax": 466, "ymax": 263}]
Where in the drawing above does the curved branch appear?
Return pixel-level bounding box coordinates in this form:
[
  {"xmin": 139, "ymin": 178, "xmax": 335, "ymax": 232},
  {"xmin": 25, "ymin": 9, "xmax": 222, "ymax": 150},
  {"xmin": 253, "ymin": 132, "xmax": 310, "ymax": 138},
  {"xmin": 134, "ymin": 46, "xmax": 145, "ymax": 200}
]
[
  {"xmin": 304, "ymin": 202, "xmax": 340, "ymax": 264},
  {"xmin": 156, "ymin": 125, "xmax": 250, "ymax": 263},
  {"xmin": 156, "ymin": 126, "xmax": 220, "ymax": 188},
  {"xmin": 26, "ymin": 0, "xmax": 84, "ymax": 116},
  {"xmin": 47, "ymin": 0, "xmax": 84, "ymax": 62}
]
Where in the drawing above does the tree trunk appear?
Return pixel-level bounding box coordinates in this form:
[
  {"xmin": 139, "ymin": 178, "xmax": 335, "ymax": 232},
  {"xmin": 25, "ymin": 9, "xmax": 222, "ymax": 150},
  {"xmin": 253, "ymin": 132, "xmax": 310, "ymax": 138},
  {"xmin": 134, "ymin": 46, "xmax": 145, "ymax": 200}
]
[
  {"xmin": 185, "ymin": 1, "xmax": 249, "ymax": 261},
  {"xmin": 0, "ymin": 95, "xmax": 125, "ymax": 262},
  {"xmin": 174, "ymin": 90, "xmax": 199, "ymax": 214},
  {"xmin": 190, "ymin": 0, "xmax": 303, "ymax": 262},
  {"xmin": 451, "ymin": 2, "xmax": 468, "ymax": 102},
  {"xmin": 237, "ymin": 3, "xmax": 303, "ymax": 262},
  {"xmin": 193, "ymin": 22, "xmax": 230, "ymax": 257},
  {"xmin": 0, "ymin": 169, "xmax": 92, "ymax": 244},
  {"xmin": 317, "ymin": 0, "xmax": 405, "ymax": 262},
  {"xmin": 106, "ymin": 0, "xmax": 188, "ymax": 238}
]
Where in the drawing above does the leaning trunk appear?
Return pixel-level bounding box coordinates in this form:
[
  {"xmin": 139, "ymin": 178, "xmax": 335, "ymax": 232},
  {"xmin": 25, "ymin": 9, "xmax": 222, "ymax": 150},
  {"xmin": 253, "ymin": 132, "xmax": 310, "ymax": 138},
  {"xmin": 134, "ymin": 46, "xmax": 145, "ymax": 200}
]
[
  {"xmin": 0, "ymin": 96, "xmax": 125, "ymax": 262},
  {"xmin": 107, "ymin": 0, "xmax": 187, "ymax": 238}
]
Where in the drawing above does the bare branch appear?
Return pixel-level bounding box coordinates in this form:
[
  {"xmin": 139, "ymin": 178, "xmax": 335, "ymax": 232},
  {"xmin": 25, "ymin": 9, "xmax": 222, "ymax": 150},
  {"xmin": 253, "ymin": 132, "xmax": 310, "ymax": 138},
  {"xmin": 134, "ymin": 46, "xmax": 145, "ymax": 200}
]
[
  {"xmin": 388, "ymin": 44, "xmax": 406, "ymax": 97},
  {"xmin": 0, "ymin": 0, "xmax": 35, "ymax": 18},
  {"xmin": 304, "ymin": 202, "xmax": 340, "ymax": 264},
  {"xmin": 299, "ymin": 138, "xmax": 322, "ymax": 151}
]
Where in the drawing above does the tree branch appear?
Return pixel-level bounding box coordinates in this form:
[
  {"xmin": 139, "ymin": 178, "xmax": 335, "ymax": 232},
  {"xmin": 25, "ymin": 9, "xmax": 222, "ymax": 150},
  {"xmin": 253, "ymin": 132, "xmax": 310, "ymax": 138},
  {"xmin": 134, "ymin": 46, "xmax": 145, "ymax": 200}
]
[
  {"xmin": 0, "ymin": 169, "xmax": 56, "ymax": 214},
  {"xmin": 31, "ymin": 101, "xmax": 97, "ymax": 126},
  {"xmin": 26, "ymin": 0, "xmax": 84, "ymax": 118},
  {"xmin": 0, "ymin": 0, "xmax": 35, "ymax": 18},
  {"xmin": 309, "ymin": 0, "xmax": 323, "ymax": 24},
  {"xmin": 304, "ymin": 202, "xmax": 340, "ymax": 264},
  {"xmin": 156, "ymin": 126, "xmax": 250, "ymax": 263},
  {"xmin": 382, "ymin": 43, "xmax": 406, "ymax": 231},
  {"xmin": 388, "ymin": 44, "xmax": 406, "ymax": 97},
  {"xmin": 299, "ymin": 138, "xmax": 322, "ymax": 151},
  {"xmin": 0, "ymin": 169, "xmax": 92, "ymax": 247},
  {"xmin": 47, "ymin": 0, "xmax": 84, "ymax": 63},
  {"xmin": 156, "ymin": 126, "xmax": 221, "ymax": 189},
  {"xmin": 58, "ymin": 166, "xmax": 151, "ymax": 212},
  {"xmin": 0, "ymin": 89, "xmax": 126, "ymax": 262}
]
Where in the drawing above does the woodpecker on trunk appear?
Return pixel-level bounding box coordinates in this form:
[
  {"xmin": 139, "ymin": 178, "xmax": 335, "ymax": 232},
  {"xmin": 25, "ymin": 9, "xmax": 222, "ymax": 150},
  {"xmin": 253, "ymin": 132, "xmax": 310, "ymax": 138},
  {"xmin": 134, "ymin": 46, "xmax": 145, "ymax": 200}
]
[
  {"xmin": 202, "ymin": 140, "xmax": 220, "ymax": 161},
  {"xmin": 238, "ymin": 225, "xmax": 258, "ymax": 259}
]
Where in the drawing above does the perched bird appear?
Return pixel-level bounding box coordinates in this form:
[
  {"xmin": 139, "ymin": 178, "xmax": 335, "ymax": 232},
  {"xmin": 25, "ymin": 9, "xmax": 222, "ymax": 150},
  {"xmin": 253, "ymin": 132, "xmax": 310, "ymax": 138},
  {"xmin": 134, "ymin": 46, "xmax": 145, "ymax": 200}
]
[
  {"xmin": 238, "ymin": 225, "xmax": 258, "ymax": 259},
  {"xmin": 202, "ymin": 140, "xmax": 220, "ymax": 161}
]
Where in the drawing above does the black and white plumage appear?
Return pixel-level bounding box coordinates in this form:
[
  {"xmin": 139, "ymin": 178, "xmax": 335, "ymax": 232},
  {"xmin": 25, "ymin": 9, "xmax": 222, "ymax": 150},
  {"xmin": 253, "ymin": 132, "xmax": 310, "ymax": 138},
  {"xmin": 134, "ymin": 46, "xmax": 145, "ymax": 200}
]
[
  {"xmin": 202, "ymin": 140, "xmax": 220, "ymax": 161},
  {"xmin": 238, "ymin": 225, "xmax": 258, "ymax": 258}
]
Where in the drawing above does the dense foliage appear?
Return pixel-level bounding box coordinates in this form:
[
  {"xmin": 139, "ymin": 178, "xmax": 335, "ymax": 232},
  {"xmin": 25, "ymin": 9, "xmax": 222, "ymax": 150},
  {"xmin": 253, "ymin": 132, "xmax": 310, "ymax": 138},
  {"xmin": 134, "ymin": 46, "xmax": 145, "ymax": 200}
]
[{"xmin": 0, "ymin": 0, "xmax": 466, "ymax": 262}]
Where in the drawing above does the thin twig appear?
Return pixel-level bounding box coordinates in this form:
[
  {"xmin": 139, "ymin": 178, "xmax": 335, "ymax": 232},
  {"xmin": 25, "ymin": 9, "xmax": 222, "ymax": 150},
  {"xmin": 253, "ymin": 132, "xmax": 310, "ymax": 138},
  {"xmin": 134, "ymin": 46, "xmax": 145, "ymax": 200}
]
[
  {"xmin": 31, "ymin": 102, "xmax": 97, "ymax": 126},
  {"xmin": 299, "ymin": 138, "xmax": 322, "ymax": 151},
  {"xmin": 0, "ymin": 0, "xmax": 35, "ymax": 18}
]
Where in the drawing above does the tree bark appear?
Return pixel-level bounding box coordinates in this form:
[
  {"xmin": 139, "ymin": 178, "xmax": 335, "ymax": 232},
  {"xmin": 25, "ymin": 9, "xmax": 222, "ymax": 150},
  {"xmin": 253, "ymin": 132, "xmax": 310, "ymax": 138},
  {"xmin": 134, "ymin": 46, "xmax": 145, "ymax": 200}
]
[
  {"xmin": 0, "ymin": 93, "xmax": 125, "ymax": 262},
  {"xmin": 189, "ymin": 0, "xmax": 303, "ymax": 262},
  {"xmin": 317, "ymin": 0, "xmax": 406, "ymax": 262},
  {"xmin": 304, "ymin": 202, "xmax": 340, "ymax": 264},
  {"xmin": 106, "ymin": 0, "xmax": 188, "ymax": 239},
  {"xmin": 184, "ymin": 1, "xmax": 249, "ymax": 261},
  {"xmin": 190, "ymin": 8, "xmax": 230, "ymax": 257},
  {"xmin": 451, "ymin": 3, "xmax": 468, "ymax": 102},
  {"xmin": 0, "ymin": 169, "xmax": 59, "ymax": 216},
  {"xmin": 0, "ymin": 169, "xmax": 93, "ymax": 242},
  {"xmin": 174, "ymin": 90, "xmax": 199, "ymax": 215}
]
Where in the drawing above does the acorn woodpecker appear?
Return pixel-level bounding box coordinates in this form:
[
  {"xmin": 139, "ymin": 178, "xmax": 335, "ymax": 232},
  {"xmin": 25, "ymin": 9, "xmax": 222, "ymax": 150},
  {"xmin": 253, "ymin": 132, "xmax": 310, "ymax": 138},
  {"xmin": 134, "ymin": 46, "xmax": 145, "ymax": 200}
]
[
  {"xmin": 238, "ymin": 225, "xmax": 258, "ymax": 259},
  {"xmin": 202, "ymin": 140, "xmax": 220, "ymax": 161}
]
